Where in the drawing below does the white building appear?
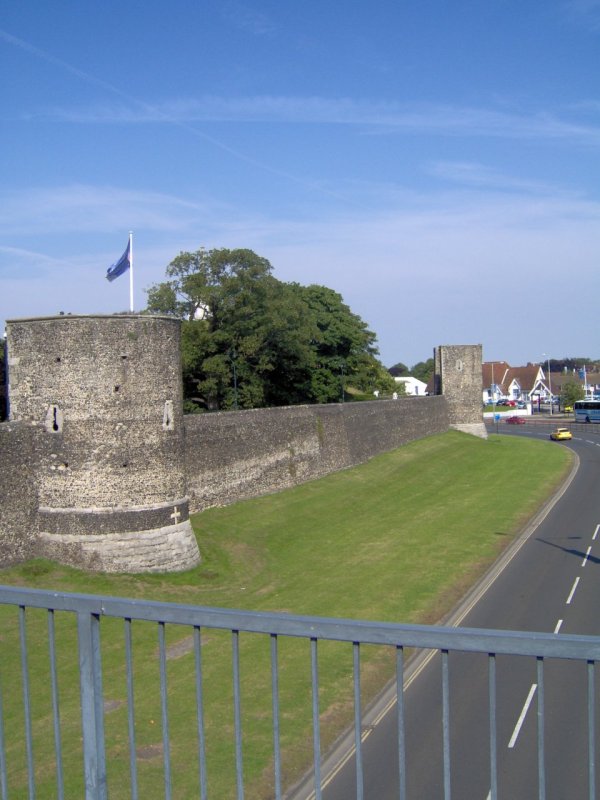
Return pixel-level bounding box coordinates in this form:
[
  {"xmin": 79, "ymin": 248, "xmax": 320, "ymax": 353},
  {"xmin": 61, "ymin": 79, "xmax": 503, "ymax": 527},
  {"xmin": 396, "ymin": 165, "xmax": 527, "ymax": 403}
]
[{"xmin": 394, "ymin": 376, "xmax": 428, "ymax": 396}]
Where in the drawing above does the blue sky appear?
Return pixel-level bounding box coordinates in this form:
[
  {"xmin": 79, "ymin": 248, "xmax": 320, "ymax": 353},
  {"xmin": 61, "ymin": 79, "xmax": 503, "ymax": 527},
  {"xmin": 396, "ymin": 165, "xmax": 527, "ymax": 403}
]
[{"xmin": 1, "ymin": 1, "xmax": 599, "ymax": 369}]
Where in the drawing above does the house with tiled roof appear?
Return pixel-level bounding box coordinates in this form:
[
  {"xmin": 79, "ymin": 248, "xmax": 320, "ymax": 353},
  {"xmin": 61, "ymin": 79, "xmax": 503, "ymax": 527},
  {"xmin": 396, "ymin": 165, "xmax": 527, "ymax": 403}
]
[
  {"xmin": 548, "ymin": 370, "xmax": 600, "ymax": 399},
  {"xmin": 482, "ymin": 361, "xmax": 549, "ymax": 404},
  {"xmin": 483, "ymin": 359, "xmax": 600, "ymax": 408}
]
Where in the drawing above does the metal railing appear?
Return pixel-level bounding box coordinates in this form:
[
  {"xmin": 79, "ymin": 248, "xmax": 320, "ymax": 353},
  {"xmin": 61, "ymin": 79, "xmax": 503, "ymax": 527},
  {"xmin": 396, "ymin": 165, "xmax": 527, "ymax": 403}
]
[{"xmin": 0, "ymin": 585, "xmax": 599, "ymax": 800}]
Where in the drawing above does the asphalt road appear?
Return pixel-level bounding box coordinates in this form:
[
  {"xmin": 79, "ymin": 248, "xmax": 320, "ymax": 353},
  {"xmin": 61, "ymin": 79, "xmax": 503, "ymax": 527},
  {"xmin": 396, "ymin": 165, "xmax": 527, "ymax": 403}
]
[{"xmin": 309, "ymin": 422, "xmax": 600, "ymax": 800}]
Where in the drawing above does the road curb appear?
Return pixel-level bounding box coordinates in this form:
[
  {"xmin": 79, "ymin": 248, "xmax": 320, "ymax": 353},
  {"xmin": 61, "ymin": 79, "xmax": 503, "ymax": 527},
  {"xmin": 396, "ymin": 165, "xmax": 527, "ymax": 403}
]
[{"xmin": 286, "ymin": 440, "xmax": 580, "ymax": 800}]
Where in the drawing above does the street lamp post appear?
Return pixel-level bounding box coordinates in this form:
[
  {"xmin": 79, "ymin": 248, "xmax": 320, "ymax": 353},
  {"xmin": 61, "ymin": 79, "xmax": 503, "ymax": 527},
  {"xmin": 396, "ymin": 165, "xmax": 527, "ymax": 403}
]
[
  {"xmin": 543, "ymin": 354, "xmax": 553, "ymax": 416},
  {"xmin": 491, "ymin": 361, "xmax": 498, "ymax": 431},
  {"xmin": 230, "ymin": 348, "xmax": 239, "ymax": 410}
]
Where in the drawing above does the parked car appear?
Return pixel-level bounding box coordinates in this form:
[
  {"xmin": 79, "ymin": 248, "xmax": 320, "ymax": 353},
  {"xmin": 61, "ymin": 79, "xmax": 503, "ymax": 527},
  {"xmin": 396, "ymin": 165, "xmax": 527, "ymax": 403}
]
[
  {"xmin": 506, "ymin": 416, "xmax": 526, "ymax": 425},
  {"xmin": 550, "ymin": 428, "xmax": 572, "ymax": 441}
]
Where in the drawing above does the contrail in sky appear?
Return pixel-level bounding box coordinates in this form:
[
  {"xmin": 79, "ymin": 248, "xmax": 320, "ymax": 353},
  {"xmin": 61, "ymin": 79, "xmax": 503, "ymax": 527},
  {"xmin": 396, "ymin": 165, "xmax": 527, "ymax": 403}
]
[{"xmin": 0, "ymin": 28, "xmax": 359, "ymax": 206}]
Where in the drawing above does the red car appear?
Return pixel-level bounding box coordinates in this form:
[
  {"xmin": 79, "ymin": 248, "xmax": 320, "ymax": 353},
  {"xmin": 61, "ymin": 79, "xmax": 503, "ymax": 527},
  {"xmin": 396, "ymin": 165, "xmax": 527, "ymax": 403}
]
[{"xmin": 506, "ymin": 415, "xmax": 526, "ymax": 424}]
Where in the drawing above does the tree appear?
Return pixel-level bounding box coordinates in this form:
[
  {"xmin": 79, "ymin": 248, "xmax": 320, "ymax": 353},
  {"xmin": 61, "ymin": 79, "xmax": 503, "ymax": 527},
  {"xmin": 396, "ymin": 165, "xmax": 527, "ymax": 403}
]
[
  {"xmin": 560, "ymin": 379, "xmax": 585, "ymax": 409},
  {"xmin": 410, "ymin": 358, "xmax": 435, "ymax": 385},
  {"xmin": 547, "ymin": 357, "xmax": 599, "ymax": 373},
  {"xmin": 146, "ymin": 247, "xmax": 273, "ymax": 322},
  {"xmin": 146, "ymin": 249, "xmax": 391, "ymax": 410},
  {"xmin": 146, "ymin": 248, "xmax": 317, "ymax": 410},
  {"xmin": 388, "ymin": 362, "xmax": 409, "ymax": 377},
  {"xmin": 289, "ymin": 284, "xmax": 392, "ymax": 402}
]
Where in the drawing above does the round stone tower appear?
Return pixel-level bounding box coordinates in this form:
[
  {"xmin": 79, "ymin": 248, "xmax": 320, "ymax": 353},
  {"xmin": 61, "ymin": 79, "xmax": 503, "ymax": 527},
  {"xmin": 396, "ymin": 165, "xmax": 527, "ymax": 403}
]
[{"xmin": 5, "ymin": 314, "xmax": 200, "ymax": 573}]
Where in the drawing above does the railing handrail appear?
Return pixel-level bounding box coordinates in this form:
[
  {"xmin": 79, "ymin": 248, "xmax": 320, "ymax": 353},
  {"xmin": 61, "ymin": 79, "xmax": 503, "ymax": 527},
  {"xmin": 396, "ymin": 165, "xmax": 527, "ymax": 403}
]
[{"xmin": 1, "ymin": 584, "xmax": 599, "ymax": 661}]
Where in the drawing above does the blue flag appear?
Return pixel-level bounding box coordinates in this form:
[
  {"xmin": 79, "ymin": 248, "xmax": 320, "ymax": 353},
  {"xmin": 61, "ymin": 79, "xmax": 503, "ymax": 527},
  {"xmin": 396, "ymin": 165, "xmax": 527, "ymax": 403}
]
[{"xmin": 106, "ymin": 239, "xmax": 131, "ymax": 282}]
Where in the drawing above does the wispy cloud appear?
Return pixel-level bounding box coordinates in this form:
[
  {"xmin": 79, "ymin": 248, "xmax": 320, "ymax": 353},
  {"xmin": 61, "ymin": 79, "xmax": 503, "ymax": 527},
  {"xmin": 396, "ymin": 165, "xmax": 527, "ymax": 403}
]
[
  {"xmin": 425, "ymin": 161, "xmax": 575, "ymax": 195},
  {"xmin": 2, "ymin": 179, "xmax": 599, "ymax": 363},
  {"xmin": 2, "ymin": 174, "xmax": 598, "ymax": 245},
  {"xmin": 0, "ymin": 244, "xmax": 76, "ymax": 280},
  {"xmin": 219, "ymin": 1, "xmax": 277, "ymax": 36},
  {"xmin": 0, "ymin": 185, "xmax": 223, "ymax": 237},
  {"xmin": 39, "ymin": 96, "xmax": 600, "ymax": 146}
]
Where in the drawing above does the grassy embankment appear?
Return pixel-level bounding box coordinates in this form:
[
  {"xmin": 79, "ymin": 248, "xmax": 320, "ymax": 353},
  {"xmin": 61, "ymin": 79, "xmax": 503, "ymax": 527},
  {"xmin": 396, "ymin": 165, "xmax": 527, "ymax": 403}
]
[{"xmin": 0, "ymin": 431, "xmax": 572, "ymax": 799}]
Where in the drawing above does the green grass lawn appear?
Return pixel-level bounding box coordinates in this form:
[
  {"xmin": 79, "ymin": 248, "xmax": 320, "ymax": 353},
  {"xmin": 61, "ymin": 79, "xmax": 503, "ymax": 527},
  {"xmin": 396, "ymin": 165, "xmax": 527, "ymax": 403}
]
[{"xmin": 0, "ymin": 431, "xmax": 572, "ymax": 798}]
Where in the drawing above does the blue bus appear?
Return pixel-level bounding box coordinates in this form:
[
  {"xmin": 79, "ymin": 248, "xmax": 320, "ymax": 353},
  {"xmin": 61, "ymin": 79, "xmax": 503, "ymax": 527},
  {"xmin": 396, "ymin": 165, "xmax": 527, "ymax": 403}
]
[{"xmin": 574, "ymin": 400, "xmax": 600, "ymax": 423}]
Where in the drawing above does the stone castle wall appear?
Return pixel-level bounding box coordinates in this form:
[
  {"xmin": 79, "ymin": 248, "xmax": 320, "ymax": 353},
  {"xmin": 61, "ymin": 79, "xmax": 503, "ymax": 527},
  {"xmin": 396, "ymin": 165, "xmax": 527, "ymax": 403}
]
[
  {"xmin": 184, "ymin": 395, "xmax": 450, "ymax": 511},
  {"xmin": 0, "ymin": 421, "xmax": 39, "ymax": 566},
  {"xmin": 0, "ymin": 320, "xmax": 483, "ymax": 572}
]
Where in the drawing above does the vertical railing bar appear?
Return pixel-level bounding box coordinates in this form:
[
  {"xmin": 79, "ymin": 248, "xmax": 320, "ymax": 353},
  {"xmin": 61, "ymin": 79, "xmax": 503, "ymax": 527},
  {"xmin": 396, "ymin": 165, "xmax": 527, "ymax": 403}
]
[
  {"xmin": 194, "ymin": 626, "xmax": 208, "ymax": 800},
  {"xmin": 271, "ymin": 634, "xmax": 282, "ymax": 800},
  {"xmin": 47, "ymin": 610, "xmax": 64, "ymax": 800},
  {"xmin": 232, "ymin": 630, "xmax": 244, "ymax": 800},
  {"xmin": 537, "ymin": 656, "xmax": 545, "ymax": 800},
  {"xmin": 158, "ymin": 622, "xmax": 171, "ymax": 800},
  {"xmin": 488, "ymin": 653, "xmax": 497, "ymax": 800},
  {"xmin": 77, "ymin": 610, "xmax": 106, "ymax": 800},
  {"xmin": 6, "ymin": 588, "xmax": 600, "ymax": 800},
  {"xmin": 396, "ymin": 646, "xmax": 406, "ymax": 800},
  {"xmin": 19, "ymin": 606, "xmax": 35, "ymax": 800},
  {"xmin": 588, "ymin": 660, "xmax": 595, "ymax": 800},
  {"xmin": 0, "ymin": 663, "xmax": 8, "ymax": 800},
  {"xmin": 353, "ymin": 642, "xmax": 364, "ymax": 800},
  {"xmin": 124, "ymin": 618, "xmax": 138, "ymax": 800},
  {"xmin": 311, "ymin": 638, "xmax": 322, "ymax": 800},
  {"xmin": 442, "ymin": 649, "xmax": 451, "ymax": 800},
  {"xmin": 91, "ymin": 614, "xmax": 106, "ymax": 800}
]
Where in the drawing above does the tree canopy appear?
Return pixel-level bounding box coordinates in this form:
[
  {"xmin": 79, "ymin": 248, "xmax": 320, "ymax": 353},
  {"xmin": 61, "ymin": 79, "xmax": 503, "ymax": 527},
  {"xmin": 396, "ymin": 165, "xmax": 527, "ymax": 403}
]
[
  {"xmin": 409, "ymin": 358, "xmax": 435, "ymax": 385},
  {"xmin": 560, "ymin": 379, "xmax": 585, "ymax": 408},
  {"xmin": 548, "ymin": 357, "xmax": 600, "ymax": 373},
  {"xmin": 145, "ymin": 247, "xmax": 393, "ymax": 411},
  {"xmin": 388, "ymin": 362, "xmax": 409, "ymax": 377}
]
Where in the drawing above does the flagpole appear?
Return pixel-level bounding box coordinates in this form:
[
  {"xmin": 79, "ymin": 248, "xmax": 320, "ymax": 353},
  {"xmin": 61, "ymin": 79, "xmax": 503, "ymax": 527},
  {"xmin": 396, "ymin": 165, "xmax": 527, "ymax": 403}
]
[{"xmin": 129, "ymin": 231, "xmax": 134, "ymax": 312}]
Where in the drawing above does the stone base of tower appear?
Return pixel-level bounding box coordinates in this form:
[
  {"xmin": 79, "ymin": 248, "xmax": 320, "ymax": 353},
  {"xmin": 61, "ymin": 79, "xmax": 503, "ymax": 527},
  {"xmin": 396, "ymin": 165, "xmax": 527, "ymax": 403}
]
[
  {"xmin": 451, "ymin": 422, "xmax": 488, "ymax": 439},
  {"xmin": 37, "ymin": 520, "xmax": 200, "ymax": 573}
]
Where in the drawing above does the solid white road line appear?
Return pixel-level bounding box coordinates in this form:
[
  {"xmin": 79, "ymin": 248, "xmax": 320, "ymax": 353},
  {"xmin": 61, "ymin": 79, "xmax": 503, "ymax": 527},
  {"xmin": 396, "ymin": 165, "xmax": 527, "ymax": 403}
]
[
  {"xmin": 566, "ymin": 577, "xmax": 580, "ymax": 605},
  {"xmin": 508, "ymin": 684, "xmax": 537, "ymax": 749}
]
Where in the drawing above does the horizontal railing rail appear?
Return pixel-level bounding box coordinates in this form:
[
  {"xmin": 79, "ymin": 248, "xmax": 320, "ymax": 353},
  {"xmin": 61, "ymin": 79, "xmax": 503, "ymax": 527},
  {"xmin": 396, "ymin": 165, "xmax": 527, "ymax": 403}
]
[{"xmin": 0, "ymin": 585, "xmax": 598, "ymax": 800}]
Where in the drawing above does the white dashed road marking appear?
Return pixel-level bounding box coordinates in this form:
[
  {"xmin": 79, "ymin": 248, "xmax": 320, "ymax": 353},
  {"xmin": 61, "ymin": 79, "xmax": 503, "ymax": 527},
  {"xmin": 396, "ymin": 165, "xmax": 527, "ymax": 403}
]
[
  {"xmin": 566, "ymin": 577, "xmax": 580, "ymax": 605},
  {"xmin": 508, "ymin": 684, "xmax": 537, "ymax": 749},
  {"xmin": 582, "ymin": 546, "xmax": 592, "ymax": 567}
]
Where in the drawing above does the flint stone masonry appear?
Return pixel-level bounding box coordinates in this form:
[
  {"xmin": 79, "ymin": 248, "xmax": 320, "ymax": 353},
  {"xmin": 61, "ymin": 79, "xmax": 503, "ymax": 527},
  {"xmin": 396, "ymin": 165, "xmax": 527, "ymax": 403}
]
[
  {"xmin": 0, "ymin": 324, "xmax": 484, "ymax": 572},
  {"xmin": 434, "ymin": 344, "xmax": 487, "ymax": 439},
  {"xmin": 0, "ymin": 421, "xmax": 38, "ymax": 565},
  {"xmin": 184, "ymin": 395, "xmax": 450, "ymax": 511},
  {"xmin": 4, "ymin": 315, "xmax": 200, "ymax": 573}
]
